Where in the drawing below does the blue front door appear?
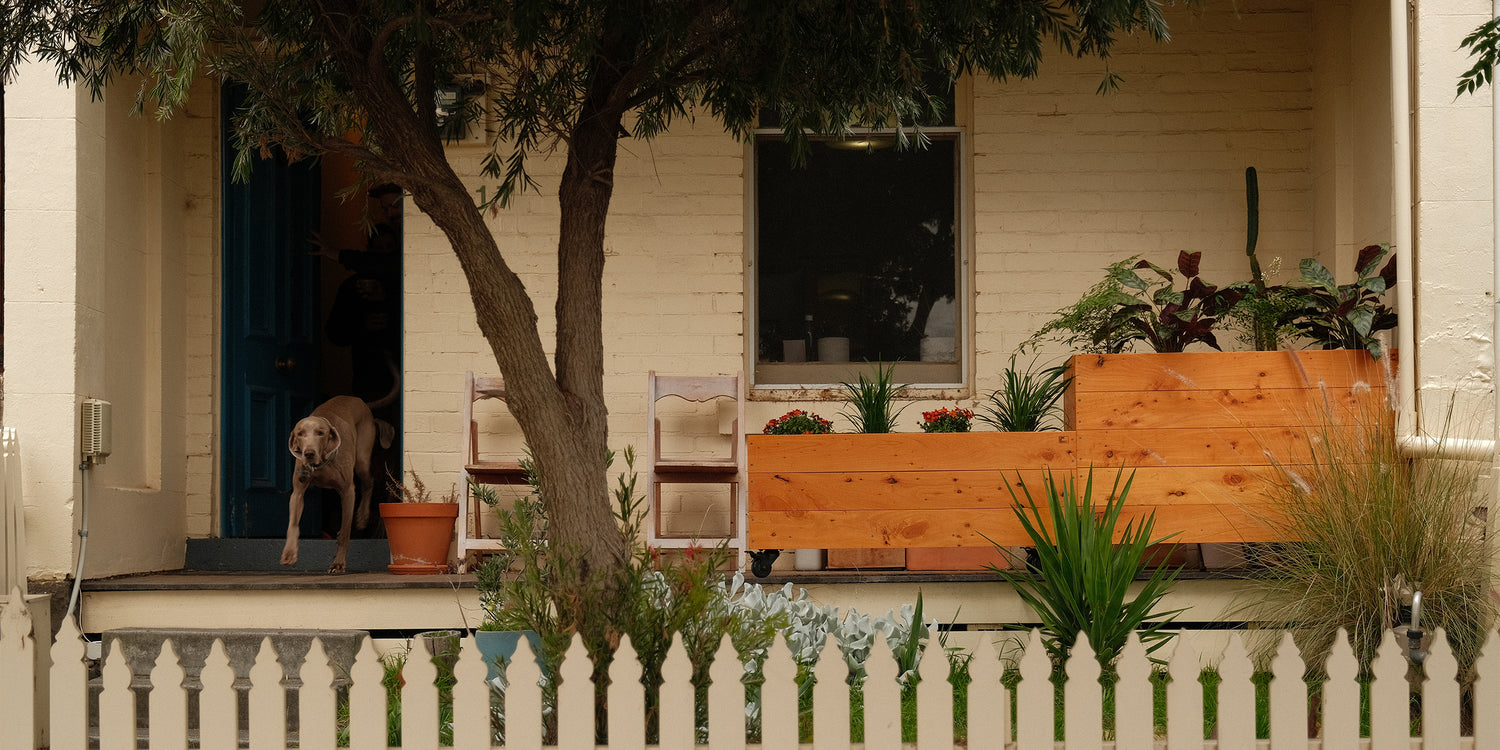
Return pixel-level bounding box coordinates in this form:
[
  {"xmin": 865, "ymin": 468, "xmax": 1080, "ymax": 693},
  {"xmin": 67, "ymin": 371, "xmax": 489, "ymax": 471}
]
[{"xmin": 220, "ymin": 86, "xmax": 323, "ymax": 538}]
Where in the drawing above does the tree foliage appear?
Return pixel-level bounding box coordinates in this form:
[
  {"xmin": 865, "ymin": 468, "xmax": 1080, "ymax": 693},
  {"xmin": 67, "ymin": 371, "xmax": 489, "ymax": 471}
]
[{"xmin": 5, "ymin": 0, "xmax": 1181, "ymax": 590}]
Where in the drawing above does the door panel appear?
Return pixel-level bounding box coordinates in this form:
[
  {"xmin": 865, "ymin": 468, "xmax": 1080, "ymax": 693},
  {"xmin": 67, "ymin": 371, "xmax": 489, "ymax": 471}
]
[{"xmin": 221, "ymin": 85, "xmax": 322, "ymax": 538}]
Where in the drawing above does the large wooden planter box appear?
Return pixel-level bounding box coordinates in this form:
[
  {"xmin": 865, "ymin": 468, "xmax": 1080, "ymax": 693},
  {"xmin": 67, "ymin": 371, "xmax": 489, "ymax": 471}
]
[
  {"xmin": 1067, "ymin": 349, "xmax": 1389, "ymax": 543},
  {"xmin": 746, "ymin": 349, "xmax": 1390, "ymax": 554},
  {"xmin": 747, "ymin": 432, "xmax": 1075, "ymax": 550}
]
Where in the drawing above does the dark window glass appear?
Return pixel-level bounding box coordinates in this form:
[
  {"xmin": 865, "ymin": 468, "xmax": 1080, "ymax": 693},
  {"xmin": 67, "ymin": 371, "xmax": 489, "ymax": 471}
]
[{"xmin": 755, "ymin": 137, "xmax": 958, "ymax": 383}]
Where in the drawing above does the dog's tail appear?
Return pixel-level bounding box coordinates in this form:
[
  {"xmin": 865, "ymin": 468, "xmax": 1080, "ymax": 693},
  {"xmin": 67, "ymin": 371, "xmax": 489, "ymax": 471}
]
[{"xmin": 365, "ymin": 351, "xmax": 402, "ymax": 410}]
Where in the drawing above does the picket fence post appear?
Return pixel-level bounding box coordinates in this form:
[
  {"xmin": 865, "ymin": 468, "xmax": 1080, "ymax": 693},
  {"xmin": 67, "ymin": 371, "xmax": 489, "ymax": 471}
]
[{"xmin": 0, "ymin": 585, "xmax": 35, "ymax": 750}]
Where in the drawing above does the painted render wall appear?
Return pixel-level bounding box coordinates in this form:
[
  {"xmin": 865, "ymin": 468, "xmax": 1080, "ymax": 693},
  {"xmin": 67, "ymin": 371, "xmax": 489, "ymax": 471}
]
[{"xmin": 5, "ymin": 68, "xmax": 214, "ymax": 580}]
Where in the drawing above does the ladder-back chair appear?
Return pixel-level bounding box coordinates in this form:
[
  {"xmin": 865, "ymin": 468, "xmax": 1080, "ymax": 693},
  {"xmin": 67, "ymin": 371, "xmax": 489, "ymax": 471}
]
[
  {"xmin": 645, "ymin": 371, "xmax": 747, "ymax": 568},
  {"xmin": 458, "ymin": 372, "xmax": 530, "ymax": 568}
]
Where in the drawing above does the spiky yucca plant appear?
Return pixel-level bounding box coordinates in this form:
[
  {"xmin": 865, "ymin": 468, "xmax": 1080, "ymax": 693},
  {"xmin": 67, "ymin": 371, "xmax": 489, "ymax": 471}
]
[
  {"xmin": 988, "ymin": 469, "xmax": 1184, "ymax": 667},
  {"xmin": 1238, "ymin": 405, "xmax": 1495, "ymax": 677},
  {"xmin": 839, "ymin": 361, "xmax": 909, "ymax": 433}
]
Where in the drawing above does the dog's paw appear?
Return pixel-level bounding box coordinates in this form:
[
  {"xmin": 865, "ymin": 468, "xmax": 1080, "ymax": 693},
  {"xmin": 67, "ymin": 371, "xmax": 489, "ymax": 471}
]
[
  {"xmin": 280, "ymin": 547, "xmax": 298, "ymax": 566},
  {"xmin": 327, "ymin": 561, "xmax": 347, "ymax": 574}
]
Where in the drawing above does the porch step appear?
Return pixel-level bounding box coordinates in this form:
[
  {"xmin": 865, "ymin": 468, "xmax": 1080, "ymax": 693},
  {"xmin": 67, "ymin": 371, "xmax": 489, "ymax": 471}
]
[{"xmin": 95, "ymin": 627, "xmax": 368, "ymax": 740}]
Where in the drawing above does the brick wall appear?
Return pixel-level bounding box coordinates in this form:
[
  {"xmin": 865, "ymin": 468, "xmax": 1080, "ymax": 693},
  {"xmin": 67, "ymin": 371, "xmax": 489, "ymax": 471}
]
[{"xmin": 401, "ymin": 0, "xmax": 1324, "ymax": 540}]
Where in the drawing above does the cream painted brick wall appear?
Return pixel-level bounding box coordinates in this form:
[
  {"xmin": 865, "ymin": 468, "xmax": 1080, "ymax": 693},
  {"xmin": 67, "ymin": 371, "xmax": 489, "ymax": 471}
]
[
  {"xmin": 973, "ymin": 0, "xmax": 1315, "ymax": 383},
  {"xmin": 1413, "ymin": 1, "xmax": 1496, "ymax": 429},
  {"xmin": 401, "ymin": 0, "xmax": 1327, "ymax": 540}
]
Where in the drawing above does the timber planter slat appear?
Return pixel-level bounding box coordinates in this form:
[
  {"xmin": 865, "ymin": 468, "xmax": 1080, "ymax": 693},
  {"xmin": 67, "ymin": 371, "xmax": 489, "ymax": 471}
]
[{"xmin": 746, "ymin": 349, "xmax": 1389, "ymax": 554}]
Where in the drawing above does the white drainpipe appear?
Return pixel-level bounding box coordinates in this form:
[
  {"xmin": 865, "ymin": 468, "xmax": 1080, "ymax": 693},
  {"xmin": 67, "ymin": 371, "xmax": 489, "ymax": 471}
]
[{"xmin": 1389, "ymin": 0, "xmax": 1500, "ymax": 463}]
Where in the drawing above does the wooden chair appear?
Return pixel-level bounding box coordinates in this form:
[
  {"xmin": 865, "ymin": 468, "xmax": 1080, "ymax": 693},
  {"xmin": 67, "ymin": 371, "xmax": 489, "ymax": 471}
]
[
  {"xmin": 458, "ymin": 372, "xmax": 530, "ymax": 568},
  {"xmin": 645, "ymin": 371, "xmax": 747, "ymax": 568}
]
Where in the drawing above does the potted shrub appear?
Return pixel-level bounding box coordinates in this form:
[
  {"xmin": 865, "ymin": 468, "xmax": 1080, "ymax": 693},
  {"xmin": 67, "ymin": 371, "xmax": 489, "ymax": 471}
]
[{"xmin": 378, "ymin": 471, "xmax": 460, "ymax": 574}]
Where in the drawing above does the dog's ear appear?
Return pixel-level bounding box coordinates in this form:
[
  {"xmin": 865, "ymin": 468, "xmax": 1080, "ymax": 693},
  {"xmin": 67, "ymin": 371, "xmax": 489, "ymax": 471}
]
[
  {"xmin": 324, "ymin": 421, "xmax": 342, "ymax": 455},
  {"xmin": 288, "ymin": 424, "xmax": 303, "ymax": 459}
]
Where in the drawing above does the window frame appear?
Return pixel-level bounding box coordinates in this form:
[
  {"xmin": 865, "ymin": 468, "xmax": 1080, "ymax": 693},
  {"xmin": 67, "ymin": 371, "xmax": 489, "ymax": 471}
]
[{"xmin": 745, "ymin": 114, "xmax": 970, "ymax": 393}]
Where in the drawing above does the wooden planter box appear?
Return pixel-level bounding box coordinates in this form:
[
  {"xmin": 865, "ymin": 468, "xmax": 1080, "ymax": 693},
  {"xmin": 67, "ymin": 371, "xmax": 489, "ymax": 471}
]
[
  {"xmin": 1067, "ymin": 349, "xmax": 1389, "ymax": 543},
  {"xmin": 746, "ymin": 349, "xmax": 1391, "ymax": 560},
  {"xmin": 747, "ymin": 432, "xmax": 1076, "ymax": 551}
]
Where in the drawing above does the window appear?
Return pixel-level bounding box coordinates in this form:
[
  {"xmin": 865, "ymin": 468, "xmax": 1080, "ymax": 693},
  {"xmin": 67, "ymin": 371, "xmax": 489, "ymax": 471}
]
[{"xmin": 751, "ymin": 116, "xmax": 964, "ymax": 388}]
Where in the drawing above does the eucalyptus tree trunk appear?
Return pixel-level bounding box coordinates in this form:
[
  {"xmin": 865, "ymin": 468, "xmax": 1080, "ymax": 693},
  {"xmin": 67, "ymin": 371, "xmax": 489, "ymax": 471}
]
[{"xmin": 308, "ymin": 10, "xmax": 631, "ymax": 585}]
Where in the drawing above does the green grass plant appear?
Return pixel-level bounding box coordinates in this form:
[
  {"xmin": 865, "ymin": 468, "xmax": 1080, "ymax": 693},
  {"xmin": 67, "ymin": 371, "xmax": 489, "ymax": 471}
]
[
  {"xmin": 1235, "ymin": 404, "xmax": 1496, "ymax": 676},
  {"xmin": 987, "ymin": 469, "xmax": 1184, "ymax": 667},
  {"xmin": 838, "ymin": 361, "xmax": 908, "ymax": 433},
  {"xmin": 977, "ymin": 355, "xmax": 1070, "ymax": 432}
]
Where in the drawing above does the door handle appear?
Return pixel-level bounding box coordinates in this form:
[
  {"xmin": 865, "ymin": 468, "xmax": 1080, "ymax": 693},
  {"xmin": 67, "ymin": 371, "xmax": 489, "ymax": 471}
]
[{"xmin": 275, "ymin": 356, "xmax": 297, "ymax": 375}]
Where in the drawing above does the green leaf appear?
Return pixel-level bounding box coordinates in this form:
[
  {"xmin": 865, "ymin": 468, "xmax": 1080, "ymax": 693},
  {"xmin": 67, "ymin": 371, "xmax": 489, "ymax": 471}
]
[
  {"xmin": 1346, "ymin": 306, "xmax": 1374, "ymax": 337},
  {"xmin": 1299, "ymin": 258, "xmax": 1337, "ymax": 291}
]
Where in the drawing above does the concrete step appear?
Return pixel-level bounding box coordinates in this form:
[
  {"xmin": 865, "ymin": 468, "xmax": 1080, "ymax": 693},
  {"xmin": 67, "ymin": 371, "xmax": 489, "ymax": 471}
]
[{"xmin": 95, "ymin": 627, "xmax": 369, "ymax": 737}]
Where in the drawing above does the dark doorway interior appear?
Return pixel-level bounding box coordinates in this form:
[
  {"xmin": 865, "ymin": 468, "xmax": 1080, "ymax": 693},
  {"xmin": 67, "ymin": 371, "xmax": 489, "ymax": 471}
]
[{"xmin": 218, "ymin": 85, "xmax": 402, "ymax": 570}]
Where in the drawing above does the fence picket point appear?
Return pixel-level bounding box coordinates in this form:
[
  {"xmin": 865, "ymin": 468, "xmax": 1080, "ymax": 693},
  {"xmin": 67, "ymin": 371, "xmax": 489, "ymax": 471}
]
[
  {"xmin": 1015, "ymin": 628, "xmax": 1052, "ymax": 750},
  {"xmin": 507, "ymin": 631, "xmax": 545, "ymax": 749},
  {"xmin": 1, "ymin": 587, "xmax": 35, "ymax": 750},
  {"xmin": 298, "ymin": 637, "xmax": 338, "ymax": 750},
  {"xmin": 148, "ymin": 640, "xmax": 188, "ymax": 750},
  {"xmin": 658, "ymin": 634, "xmax": 695, "ymax": 750},
  {"xmin": 450, "ymin": 635, "xmax": 490, "ymax": 750},
  {"xmin": 199, "ymin": 640, "xmax": 237, "ymax": 750},
  {"xmin": 1215, "ymin": 633, "xmax": 1255, "ymax": 750},
  {"xmin": 1267, "ymin": 630, "xmax": 1306, "ymax": 749},
  {"xmin": 917, "ymin": 625, "xmax": 954, "ymax": 750},
  {"xmin": 558, "ymin": 633, "xmax": 595, "ymax": 750},
  {"xmin": 965, "ymin": 635, "xmax": 1007, "ymax": 750},
  {"xmin": 1472, "ymin": 629, "xmax": 1500, "ymax": 748},
  {"xmin": 99, "ymin": 637, "xmax": 134, "ymax": 750},
  {"xmin": 607, "ymin": 635, "xmax": 646, "ymax": 750},
  {"xmin": 759, "ymin": 633, "xmax": 798, "ymax": 750},
  {"xmin": 812, "ymin": 632, "xmax": 851, "ymax": 750},
  {"xmin": 1063, "ymin": 633, "xmax": 1101, "ymax": 750},
  {"xmin": 1321, "ymin": 630, "xmax": 1359, "ymax": 750},
  {"xmin": 247, "ymin": 636, "xmax": 285, "ymax": 749},
  {"xmin": 402, "ymin": 633, "xmax": 441, "ymax": 750},
  {"xmin": 347, "ymin": 636, "xmax": 385, "ymax": 750},
  {"xmin": 863, "ymin": 633, "xmax": 901, "ymax": 750},
  {"xmin": 1165, "ymin": 632, "xmax": 1200, "ymax": 750},
  {"xmin": 1369, "ymin": 629, "xmax": 1408, "ymax": 749},
  {"xmin": 1424, "ymin": 628, "xmax": 1460, "ymax": 750},
  {"xmin": 1113, "ymin": 632, "xmax": 1152, "ymax": 748},
  {"xmin": 48, "ymin": 615, "xmax": 88, "ymax": 750},
  {"xmin": 707, "ymin": 633, "xmax": 745, "ymax": 750}
]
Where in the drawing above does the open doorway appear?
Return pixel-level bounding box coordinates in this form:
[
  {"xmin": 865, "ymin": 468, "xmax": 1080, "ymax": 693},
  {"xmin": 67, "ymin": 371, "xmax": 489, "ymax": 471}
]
[{"xmin": 216, "ymin": 84, "xmax": 402, "ymax": 570}]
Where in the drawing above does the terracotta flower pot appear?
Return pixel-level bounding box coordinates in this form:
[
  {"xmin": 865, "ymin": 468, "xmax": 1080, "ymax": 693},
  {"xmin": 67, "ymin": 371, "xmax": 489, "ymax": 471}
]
[{"xmin": 378, "ymin": 502, "xmax": 459, "ymax": 574}]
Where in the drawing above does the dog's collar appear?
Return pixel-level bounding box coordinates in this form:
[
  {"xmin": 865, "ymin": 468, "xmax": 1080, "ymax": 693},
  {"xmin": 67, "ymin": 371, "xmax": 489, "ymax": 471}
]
[{"xmin": 303, "ymin": 447, "xmax": 339, "ymax": 471}]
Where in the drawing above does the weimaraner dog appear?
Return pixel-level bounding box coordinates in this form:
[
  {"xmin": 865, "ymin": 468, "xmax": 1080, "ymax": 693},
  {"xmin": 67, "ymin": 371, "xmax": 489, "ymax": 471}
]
[{"xmin": 282, "ymin": 396, "xmax": 393, "ymax": 573}]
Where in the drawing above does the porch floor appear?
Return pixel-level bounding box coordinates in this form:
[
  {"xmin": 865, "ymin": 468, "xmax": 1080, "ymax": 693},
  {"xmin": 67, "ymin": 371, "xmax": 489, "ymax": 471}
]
[{"xmin": 78, "ymin": 567, "xmax": 1243, "ymax": 636}]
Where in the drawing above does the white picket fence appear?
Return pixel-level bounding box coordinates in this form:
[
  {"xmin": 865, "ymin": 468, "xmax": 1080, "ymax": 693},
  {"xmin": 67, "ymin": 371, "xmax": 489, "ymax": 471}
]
[{"xmin": 1, "ymin": 587, "xmax": 1495, "ymax": 749}]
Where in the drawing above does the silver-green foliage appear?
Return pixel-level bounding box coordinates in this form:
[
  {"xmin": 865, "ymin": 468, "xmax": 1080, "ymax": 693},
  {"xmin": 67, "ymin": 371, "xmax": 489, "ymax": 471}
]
[{"xmin": 988, "ymin": 469, "xmax": 1184, "ymax": 667}]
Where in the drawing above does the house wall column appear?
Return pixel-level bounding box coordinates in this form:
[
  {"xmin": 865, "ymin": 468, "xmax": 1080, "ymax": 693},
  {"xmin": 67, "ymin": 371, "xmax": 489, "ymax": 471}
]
[
  {"xmin": 1412, "ymin": 0, "xmax": 1496, "ymax": 429},
  {"xmin": 3, "ymin": 59, "xmax": 94, "ymax": 580}
]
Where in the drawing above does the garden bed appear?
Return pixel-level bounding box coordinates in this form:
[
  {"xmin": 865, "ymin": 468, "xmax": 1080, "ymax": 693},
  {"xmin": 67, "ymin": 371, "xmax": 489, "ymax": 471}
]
[{"xmin": 747, "ymin": 350, "xmax": 1390, "ymax": 552}]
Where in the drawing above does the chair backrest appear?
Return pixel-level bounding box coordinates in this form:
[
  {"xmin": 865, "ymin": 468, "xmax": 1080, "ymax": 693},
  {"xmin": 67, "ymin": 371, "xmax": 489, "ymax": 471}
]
[
  {"xmin": 464, "ymin": 372, "xmax": 512, "ymax": 465},
  {"xmin": 647, "ymin": 372, "xmax": 744, "ymax": 464}
]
